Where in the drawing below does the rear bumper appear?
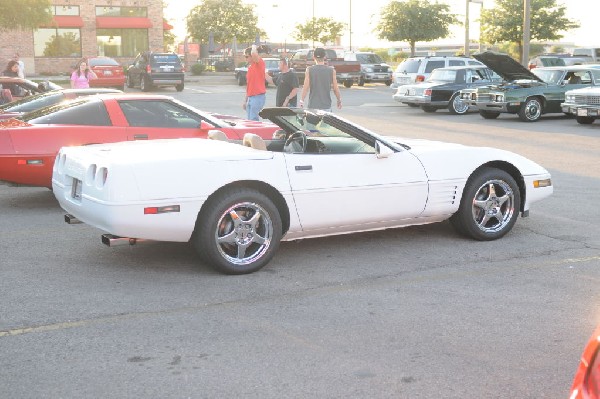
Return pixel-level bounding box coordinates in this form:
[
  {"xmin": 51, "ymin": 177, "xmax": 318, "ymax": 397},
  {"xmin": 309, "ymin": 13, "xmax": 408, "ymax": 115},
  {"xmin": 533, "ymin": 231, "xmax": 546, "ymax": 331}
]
[{"xmin": 150, "ymin": 73, "xmax": 185, "ymax": 86}]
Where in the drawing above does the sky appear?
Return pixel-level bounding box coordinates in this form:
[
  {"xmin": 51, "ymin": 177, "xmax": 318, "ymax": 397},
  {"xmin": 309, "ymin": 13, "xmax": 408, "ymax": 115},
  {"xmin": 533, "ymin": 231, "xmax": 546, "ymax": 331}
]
[{"xmin": 164, "ymin": 0, "xmax": 599, "ymax": 49}]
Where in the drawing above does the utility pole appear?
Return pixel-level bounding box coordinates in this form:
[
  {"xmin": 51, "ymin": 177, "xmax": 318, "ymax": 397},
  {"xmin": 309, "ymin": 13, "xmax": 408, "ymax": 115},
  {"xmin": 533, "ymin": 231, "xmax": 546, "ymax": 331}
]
[
  {"xmin": 522, "ymin": 0, "xmax": 531, "ymax": 66},
  {"xmin": 464, "ymin": 0, "xmax": 470, "ymax": 56}
]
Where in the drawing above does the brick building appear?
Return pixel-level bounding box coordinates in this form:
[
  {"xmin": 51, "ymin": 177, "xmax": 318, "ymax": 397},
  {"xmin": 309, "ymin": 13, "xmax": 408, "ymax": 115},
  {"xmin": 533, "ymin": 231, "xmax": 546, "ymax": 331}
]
[{"xmin": 0, "ymin": 0, "xmax": 167, "ymax": 76}]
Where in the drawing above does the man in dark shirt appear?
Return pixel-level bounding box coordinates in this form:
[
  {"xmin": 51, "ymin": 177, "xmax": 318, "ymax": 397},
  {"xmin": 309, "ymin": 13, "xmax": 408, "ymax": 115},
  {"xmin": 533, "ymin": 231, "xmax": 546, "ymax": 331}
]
[{"xmin": 273, "ymin": 58, "xmax": 299, "ymax": 107}]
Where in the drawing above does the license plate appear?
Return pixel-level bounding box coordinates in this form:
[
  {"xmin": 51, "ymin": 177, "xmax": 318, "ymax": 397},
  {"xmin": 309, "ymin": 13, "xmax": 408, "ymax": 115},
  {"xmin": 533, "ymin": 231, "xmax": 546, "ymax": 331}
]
[
  {"xmin": 160, "ymin": 66, "xmax": 174, "ymax": 71},
  {"xmin": 103, "ymin": 70, "xmax": 113, "ymax": 76},
  {"xmin": 71, "ymin": 178, "xmax": 82, "ymax": 200},
  {"xmin": 577, "ymin": 108, "xmax": 588, "ymax": 116}
]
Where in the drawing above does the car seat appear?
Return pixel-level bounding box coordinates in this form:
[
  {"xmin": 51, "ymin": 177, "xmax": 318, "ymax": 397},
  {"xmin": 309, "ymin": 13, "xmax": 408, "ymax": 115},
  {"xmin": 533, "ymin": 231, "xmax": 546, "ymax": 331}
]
[{"xmin": 243, "ymin": 133, "xmax": 267, "ymax": 150}]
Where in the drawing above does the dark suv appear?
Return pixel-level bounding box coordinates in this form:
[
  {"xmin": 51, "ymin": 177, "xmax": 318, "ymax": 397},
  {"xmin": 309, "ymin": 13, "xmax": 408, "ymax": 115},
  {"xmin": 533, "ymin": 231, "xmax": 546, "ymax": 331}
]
[{"xmin": 126, "ymin": 52, "xmax": 185, "ymax": 92}]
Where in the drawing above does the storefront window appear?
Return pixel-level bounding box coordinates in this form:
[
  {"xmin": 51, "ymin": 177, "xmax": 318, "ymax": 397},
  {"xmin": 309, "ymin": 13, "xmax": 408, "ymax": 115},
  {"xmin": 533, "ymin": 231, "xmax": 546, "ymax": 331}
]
[
  {"xmin": 97, "ymin": 29, "xmax": 148, "ymax": 57},
  {"xmin": 96, "ymin": 6, "xmax": 147, "ymax": 17},
  {"xmin": 52, "ymin": 5, "xmax": 80, "ymax": 16},
  {"xmin": 34, "ymin": 28, "xmax": 81, "ymax": 57}
]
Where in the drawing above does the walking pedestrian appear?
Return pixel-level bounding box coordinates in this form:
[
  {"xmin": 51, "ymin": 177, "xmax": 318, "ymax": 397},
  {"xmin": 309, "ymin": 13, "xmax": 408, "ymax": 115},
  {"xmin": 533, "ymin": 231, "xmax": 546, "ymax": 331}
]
[
  {"xmin": 299, "ymin": 47, "xmax": 342, "ymax": 111},
  {"xmin": 242, "ymin": 45, "xmax": 266, "ymax": 121}
]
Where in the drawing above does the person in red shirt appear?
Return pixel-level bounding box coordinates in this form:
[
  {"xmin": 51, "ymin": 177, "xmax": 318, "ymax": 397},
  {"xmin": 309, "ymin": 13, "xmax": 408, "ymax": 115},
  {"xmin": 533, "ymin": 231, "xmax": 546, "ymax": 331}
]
[{"xmin": 242, "ymin": 45, "xmax": 267, "ymax": 121}]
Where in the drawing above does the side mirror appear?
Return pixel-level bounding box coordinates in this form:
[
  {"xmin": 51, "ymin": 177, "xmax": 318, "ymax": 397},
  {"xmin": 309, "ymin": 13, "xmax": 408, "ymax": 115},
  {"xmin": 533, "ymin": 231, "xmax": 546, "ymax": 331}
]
[{"xmin": 375, "ymin": 141, "xmax": 394, "ymax": 159}]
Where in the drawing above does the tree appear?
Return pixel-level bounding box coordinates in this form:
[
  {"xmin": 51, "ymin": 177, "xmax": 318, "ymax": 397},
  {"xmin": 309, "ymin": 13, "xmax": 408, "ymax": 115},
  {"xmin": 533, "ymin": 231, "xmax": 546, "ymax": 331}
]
[
  {"xmin": 481, "ymin": 0, "xmax": 579, "ymax": 62},
  {"xmin": 293, "ymin": 18, "xmax": 346, "ymax": 46},
  {"xmin": 0, "ymin": 0, "xmax": 52, "ymax": 31},
  {"xmin": 376, "ymin": 0, "xmax": 458, "ymax": 56},
  {"xmin": 163, "ymin": 19, "xmax": 176, "ymax": 52},
  {"xmin": 186, "ymin": 0, "xmax": 264, "ymax": 53},
  {"xmin": 42, "ymin": 31, "xmax": 80, "ymax": 57}
]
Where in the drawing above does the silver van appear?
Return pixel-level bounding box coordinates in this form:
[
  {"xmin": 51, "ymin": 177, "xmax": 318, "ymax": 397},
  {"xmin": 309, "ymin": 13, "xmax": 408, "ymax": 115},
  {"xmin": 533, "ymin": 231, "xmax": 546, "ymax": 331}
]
[
  {"xmin": 391, "ymin": 56, "xmax": 483, "ymax": 89},
  {"xmin": 572, "ymin": 48, "xmax": 600, "ymax": 63}
]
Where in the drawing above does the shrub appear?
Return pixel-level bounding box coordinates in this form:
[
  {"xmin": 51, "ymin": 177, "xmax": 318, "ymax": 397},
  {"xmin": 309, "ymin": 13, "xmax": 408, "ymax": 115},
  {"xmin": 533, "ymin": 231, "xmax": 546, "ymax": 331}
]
[{"xmin": 190, "ymin": 63, "xmax": 205, "ymax": 75}]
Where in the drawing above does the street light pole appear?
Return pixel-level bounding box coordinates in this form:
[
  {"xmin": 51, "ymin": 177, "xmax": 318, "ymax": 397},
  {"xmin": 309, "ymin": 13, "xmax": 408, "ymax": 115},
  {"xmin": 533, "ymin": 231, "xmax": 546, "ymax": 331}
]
[
  {"xmin": 464, "ymin": 0, "xmax": 470, "ymax": 56},
  {"xmin": 522, "ymin": 0, "xmax": 531, "ymax": 66},
  {"xmin": 349, "ymin": 0, "xmax": 352, "ymax": 51},
  {"xmin": 312, "ymin": 0, "xmax": 315, "ymax": 47}
]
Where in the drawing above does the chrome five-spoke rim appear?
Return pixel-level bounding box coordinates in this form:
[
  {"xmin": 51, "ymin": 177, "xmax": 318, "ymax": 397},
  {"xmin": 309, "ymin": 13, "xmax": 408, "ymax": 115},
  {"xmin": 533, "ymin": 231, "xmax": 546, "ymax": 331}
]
[
  {"xmin": 471, "ymin": 179, "xmax": 515, "ymax": 233},
  {"xmin": 215, "ymin": 201, "xmax": 273, "ymax": 265}
]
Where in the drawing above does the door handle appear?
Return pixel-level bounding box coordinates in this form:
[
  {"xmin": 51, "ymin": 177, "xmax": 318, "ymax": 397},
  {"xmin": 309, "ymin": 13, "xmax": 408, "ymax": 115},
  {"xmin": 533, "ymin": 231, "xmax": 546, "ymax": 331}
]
[
  {"xmin": 295, "ymin": 165, "xmax": 312, "ymax": 171},
  {"xmin": 133, "ymin": 134, "xmax": 148, "ymax": 140}
]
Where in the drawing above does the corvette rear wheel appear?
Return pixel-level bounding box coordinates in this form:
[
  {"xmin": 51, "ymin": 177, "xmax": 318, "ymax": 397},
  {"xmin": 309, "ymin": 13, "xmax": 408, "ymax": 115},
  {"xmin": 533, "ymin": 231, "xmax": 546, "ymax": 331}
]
[
  {"xmin": 450, "ymin": 167, "xmax": 521, "ymax": 241},
  {"xmin": 448, "ymin": 93, "xmax": 469, "ymax": 115},
  {"xmin": 193, "ymin": 188, "xmax": 282, "ymax": 274},
  {"xmin": 518, "ymin": 97, "xmax": 543, "ymax": 122}
]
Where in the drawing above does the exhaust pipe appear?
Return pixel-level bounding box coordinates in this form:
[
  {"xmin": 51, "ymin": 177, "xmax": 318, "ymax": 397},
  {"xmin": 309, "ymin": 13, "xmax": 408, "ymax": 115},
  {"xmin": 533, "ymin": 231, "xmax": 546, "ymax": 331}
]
[
  {"xmin": 64, "ymin": 214, "xmax": 81, "ymax": 224},
  {"xmin": 101, "ymin": 234, "xmax": 144, "ymax": 247}
]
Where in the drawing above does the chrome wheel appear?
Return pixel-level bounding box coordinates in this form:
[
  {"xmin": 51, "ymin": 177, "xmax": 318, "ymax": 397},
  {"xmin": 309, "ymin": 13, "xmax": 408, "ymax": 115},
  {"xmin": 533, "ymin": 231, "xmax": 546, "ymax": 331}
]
[
  {"xmin": 450, "ymin": 167, "xmax": 520, "ymax": 241},
  {"xmin": 519, "ymin": 97, "xmax": 542, "ymax": 122},
  {"xmin": 215, "ymin": 201, "xmax": 274, "ymax": 266},
  {"xmin": 449, "ymin": 93, "xmax": 469, "ymax": 115},
  {"xmin": 471, "ymin": 179, "xmax": 515, "ymax": 234}
]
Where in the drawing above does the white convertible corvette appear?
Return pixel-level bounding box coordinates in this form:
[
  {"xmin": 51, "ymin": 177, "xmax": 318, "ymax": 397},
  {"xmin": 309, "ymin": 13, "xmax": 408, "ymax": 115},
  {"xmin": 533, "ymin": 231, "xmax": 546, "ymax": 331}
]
[{"xmin": 53, "ymin": 107, "xmax": 553, "ymax": 274}]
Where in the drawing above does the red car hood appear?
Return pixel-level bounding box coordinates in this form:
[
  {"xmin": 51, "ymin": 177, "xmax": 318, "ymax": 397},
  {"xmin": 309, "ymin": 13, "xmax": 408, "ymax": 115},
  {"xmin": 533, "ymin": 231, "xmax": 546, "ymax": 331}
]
[{"xmin": 0, "ymin": 118, "xmax": 31, "ymax": 128}]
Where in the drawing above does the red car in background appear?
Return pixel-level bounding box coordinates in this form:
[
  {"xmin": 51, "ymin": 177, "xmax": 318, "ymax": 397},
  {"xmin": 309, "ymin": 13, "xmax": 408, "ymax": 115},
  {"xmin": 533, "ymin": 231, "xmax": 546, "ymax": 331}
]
[
  {"xmin": 570, "ymin": 325, "xmax": 600, "ymax": 399},
  {"xmin": 88, "ymin": 57, "xmax": 126, "ymax": 91},
  {"xmin": 0, "ymin": 94, "xmax": 279, "ymax": 188}
]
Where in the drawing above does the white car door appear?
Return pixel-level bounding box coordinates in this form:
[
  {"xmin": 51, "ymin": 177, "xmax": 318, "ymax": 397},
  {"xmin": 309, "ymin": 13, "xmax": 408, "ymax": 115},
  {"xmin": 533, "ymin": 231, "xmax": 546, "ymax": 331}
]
[{"xmin": 284, "ymin": 149, "xmax": 429, "ymax": 232}]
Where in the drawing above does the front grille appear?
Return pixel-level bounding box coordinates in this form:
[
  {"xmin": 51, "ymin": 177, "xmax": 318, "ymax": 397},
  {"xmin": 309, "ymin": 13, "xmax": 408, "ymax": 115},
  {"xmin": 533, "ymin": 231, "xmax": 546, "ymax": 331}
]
[{"xmin": 572, "ymin": 95, "xmax": 600, "ymax": 105}]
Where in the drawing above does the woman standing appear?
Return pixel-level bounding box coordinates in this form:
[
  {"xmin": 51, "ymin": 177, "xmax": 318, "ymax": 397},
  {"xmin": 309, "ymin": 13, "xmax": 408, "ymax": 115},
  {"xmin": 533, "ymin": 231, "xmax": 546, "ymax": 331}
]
[{"xmin": 70, "ymin": 59, "xmax": 97, "ymax": 89}]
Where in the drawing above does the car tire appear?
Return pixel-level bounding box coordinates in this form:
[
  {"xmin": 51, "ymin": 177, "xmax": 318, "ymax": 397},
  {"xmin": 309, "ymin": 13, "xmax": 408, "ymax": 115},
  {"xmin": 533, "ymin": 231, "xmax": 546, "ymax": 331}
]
[
  {"xmin": 479, "ymin": 110, "xmax": 500, "ymax": 119},
  {"xmin": 140, "ymin": 76, "xmax": 152, "ymax": 92},
  {"xmin": 193, "ymin": 188, "xmax": 282, "ymax": 275},
  {"xmin": 358, "ymin": 76, "xmax": 365, "ymax": 86},
  {"xmin": 448, "ymin": 93, "xmax": 469, "ymax": 115},
  {"xmin": 518, "ymin": 97, "xmax": 543, "ymax": 122},
  {"xmin": 576, "ymin": 116, "xmax": 594, "ymax": 124},
  {"xmin": 422, "ymin": 105, "xmax": 437, "ymax": 113},
  {"xmin": 175, "ymin": 83, "xmax": 184, "ymax": 92},
  {"xmin": 237, "ymin": 75, "xmax": 245, "ymax": 86},
  {"xmin": 450, "ymin": 167, "xmax": 521, "ymax": 241},
  {"xmin": 343, "ymin": 81, "xmax": 353, "ymax": 88},
  {"xmin": 126, "ymin": 74, "xmax": 134, "ymax": 88},
  {"xmin": 385, "ymin": 80, "xmax": 392, "ymax": 86},
  {"xmin": 406, "ymin": 103, "xmax": 420, "ymax": 108}
]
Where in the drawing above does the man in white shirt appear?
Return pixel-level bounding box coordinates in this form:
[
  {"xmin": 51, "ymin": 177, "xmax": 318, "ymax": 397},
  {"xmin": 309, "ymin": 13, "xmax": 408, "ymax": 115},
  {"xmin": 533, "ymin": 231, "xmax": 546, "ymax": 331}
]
[{"xmin": 13, "ymin": 53, "xmax": 25, "ymax": 78}]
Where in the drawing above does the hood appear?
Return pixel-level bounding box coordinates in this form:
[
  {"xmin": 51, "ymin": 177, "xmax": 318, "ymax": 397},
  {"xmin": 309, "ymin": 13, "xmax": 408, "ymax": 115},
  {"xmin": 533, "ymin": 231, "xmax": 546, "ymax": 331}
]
[{"xmin": 474, "ymin": 51, "xmax": 543, "ymax": 82}]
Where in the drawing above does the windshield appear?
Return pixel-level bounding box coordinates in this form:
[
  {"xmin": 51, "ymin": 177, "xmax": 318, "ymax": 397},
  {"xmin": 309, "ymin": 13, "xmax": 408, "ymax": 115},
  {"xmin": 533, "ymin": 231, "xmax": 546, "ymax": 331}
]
[
  {"xmin": 395, "ymin": 59, "xmax": 421, "ymax": 74},
  {"xmin": 265, "ymin": 59, "xmax": 279, "ymax": 69},
  {"xmin": 89, "ymin": 58, "xmax": 120, "ymax": 67},
  {"xmin": 357, "ymin": 54, "xmax": 383, "ymax": 64},
  {"xmin": 428, "ymin": 69, "xmax": 456, "ymax": 82},
  {"xmin": 532, "ymin": 69, "xmax": 564, "ymax": 84}
]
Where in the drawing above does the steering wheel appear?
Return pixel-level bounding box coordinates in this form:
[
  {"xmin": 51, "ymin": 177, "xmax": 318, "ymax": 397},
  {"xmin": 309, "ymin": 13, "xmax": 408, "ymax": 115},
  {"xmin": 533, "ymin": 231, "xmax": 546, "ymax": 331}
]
[{"xmin": 283, "ymin": 131, "xmax": 307, "ymax": 153}]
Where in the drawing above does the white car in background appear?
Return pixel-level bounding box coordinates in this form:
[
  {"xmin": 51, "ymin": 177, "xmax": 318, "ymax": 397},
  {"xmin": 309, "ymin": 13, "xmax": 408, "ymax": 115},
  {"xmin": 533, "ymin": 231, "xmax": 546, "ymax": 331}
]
[
  {"xmin": 53, "ymin": 108, "xmax": 553, "ymax": 275},
  {"xmin": 391, "ymin": 56, "xmax": 484, "ymax": 89}
]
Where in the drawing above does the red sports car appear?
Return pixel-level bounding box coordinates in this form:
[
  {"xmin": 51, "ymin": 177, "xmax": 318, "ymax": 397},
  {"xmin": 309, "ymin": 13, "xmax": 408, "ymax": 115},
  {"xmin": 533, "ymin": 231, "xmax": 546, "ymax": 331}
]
[
  {"xmin": 570, "ymin": 325, "xmax": 600, "ymax": 399},
  {"xmin": 0, "ymin": 94, "xmax": 279, "ymax": 188}
]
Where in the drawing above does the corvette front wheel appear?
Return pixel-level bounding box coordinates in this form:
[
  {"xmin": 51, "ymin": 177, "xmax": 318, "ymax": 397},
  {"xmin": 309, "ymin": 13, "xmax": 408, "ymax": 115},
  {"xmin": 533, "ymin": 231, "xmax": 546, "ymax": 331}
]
[
  {"xmin": 450, "ymin": 167, "xmax": 521, "ymax": 241},
  {"xmin": 193, "ymin": 188, "xmax": 282, "ymax": 274}
]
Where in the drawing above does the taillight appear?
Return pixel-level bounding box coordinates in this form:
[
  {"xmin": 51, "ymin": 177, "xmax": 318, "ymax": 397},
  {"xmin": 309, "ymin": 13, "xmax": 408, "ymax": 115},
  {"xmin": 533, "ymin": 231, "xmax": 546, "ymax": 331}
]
[
  {"xmin": 424, "ymin": 88, "xmax": 432, "ymax": 96},
  {"xmin": 146, "ymin": 65, "xmax": 151, "ymax": 73},
  {"xmin": 416, "ymin": 75, "xmax": 425, "ymax": 82}
]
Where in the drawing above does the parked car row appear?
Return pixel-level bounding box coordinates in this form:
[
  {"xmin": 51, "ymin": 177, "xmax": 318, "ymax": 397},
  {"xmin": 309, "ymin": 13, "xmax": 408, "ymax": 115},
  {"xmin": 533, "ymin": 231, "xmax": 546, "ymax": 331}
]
[{"xmin": 393, "ymin": 51, "xmax": 600, "ymax": 124}]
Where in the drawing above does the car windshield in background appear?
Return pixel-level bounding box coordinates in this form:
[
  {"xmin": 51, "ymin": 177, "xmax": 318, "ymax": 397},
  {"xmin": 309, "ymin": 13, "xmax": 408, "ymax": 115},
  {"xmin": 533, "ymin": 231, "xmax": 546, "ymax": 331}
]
[
  {"xmin": 89, "ymin": 58, "xmax": 120, "ymax": 66},
  {"xmin": 0, "ymin": 92, "xmax": 65, "ymax": 113},
  {"xmin": 532, "ymin": 69, "xmax": 564, "ymax": 84},
  {"xmin": 357, "ymin": 54, "xmax": 383, "ymax": 64},
  {"xmin": 395, "ymin": 59, "xmax": 421, "ymax": 73},
  {"xmin": 151, "ymin": 55, "xmax": 180, "ymax": 64},
  {"xmin": 265, "ymin": 59, "xmax": 279, "ymax": 69},
  {"xmin": 541, "ymin": 57, "xmax": 565, "ymax": 67},
  {"xmin": 428, "ymin": 69, "xmax": 457, "ymax": 82}
]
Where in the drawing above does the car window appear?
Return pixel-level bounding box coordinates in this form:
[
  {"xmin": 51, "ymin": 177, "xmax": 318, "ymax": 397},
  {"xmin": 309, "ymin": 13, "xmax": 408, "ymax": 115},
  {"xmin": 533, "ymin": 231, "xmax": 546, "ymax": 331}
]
[
  {"xmin": 118, "ymin": 100, "xmax": 202, "ymax": 128},
  {"xmin": 0, "ymin": 92, "xmax": 65, "ymax": 113},
  {"xmin": 395, "ymin": 59, "xmax": 421, "ymax": 73},
  {"xmin": 424, "ymin": 61, "xmax": 445, "ymax": 73},
  {"xmin": 356, "ymin": 54, "xmax": 383, "ymax": 64},
  {"xmin": 448, "ymin": 60, "xmax": 465, "ymax": 66},
  {"xmin": 89, "ymin": 58, "xmax": 119, "ymax": 67},
  {"xmin": 150, "ymin": 54, "xmax": 180, "ymax": 65},
  {"xmin": 428, "ymin": 69, "xmax": 456, "ymax": 82},
  {"xmin": 532, "ymin": 69, "xmax": 564, "ymax": 84},
  {"xmin": 22, "ymin": 99, "xmax": 111, "ymax": 126},
  {"xmin": 468, "ymin": 60, "xmax": 482, "ymax": 66}
]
